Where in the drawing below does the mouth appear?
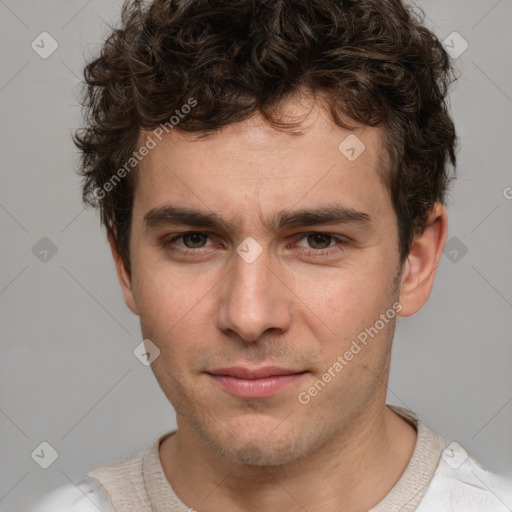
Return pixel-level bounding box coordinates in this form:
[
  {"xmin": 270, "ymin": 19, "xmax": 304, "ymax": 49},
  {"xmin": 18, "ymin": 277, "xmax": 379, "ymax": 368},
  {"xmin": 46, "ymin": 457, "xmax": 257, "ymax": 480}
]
[{"xmin": 206, "ymin": 366, "xmax": 308, "ymax": 398}]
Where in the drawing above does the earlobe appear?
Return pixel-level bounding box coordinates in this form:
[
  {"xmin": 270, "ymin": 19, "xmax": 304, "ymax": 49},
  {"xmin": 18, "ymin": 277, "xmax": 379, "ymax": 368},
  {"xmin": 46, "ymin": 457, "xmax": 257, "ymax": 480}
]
[
  {"xmin": 398, "ymin": 203, "xmax": 448, "ymax": 317},
  {"xmin": 107, "ymin": 231, "xmax": 139, "ymax": 316}
]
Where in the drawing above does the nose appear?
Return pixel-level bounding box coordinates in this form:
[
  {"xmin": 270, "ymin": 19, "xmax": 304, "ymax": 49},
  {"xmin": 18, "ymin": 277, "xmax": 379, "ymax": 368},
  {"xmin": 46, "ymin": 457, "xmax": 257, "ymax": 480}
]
[{"xmin": 216, "ymin": 246, "xmax": 292, "ymax": 343}]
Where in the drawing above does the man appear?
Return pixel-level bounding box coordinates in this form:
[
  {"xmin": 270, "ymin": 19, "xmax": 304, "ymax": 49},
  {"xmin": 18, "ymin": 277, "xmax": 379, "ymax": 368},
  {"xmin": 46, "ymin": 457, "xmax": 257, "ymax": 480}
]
[{"xmin": 28, "ymin": 0, "xmax": 512, "ymax": 510}]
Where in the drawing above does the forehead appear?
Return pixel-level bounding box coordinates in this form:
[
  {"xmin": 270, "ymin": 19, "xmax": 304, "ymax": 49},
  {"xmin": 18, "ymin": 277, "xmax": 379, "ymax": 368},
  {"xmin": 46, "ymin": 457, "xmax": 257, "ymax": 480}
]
[{"xmin": 132, "ymin": 100, "xmax": 391, "ymax": 232}]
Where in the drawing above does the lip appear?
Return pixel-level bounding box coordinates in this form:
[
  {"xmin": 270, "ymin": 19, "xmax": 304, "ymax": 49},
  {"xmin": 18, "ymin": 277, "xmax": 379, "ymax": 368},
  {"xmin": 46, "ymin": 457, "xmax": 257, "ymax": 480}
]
[
  {"xmin": 207, "ymin": 367, "xmax": 308, "ymax": 398},
  {"xmin": 208, "ymin": 366, "xmax": 305, "ymax": 379}
]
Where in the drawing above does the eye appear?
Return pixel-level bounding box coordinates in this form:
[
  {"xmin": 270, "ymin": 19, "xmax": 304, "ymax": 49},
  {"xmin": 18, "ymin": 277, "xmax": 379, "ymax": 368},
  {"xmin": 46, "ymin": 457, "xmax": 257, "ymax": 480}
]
[
  {"xmin": 161, "ymin": 231, "xmax": 349, "ymax": 259},
  {"xmin": 162, "ymin": 231, "xmax": 214, "ymax": 253},
  {"xmin": 298, "ymin": 233, "xmax": 335, "ymax": 249},
  {"xmin": 178, "ymin": 232, "xmax": 209, "ymax": 249},
  {"xmin": 294, "ymin": 232, "xmax": 349, "ymax": 257}
]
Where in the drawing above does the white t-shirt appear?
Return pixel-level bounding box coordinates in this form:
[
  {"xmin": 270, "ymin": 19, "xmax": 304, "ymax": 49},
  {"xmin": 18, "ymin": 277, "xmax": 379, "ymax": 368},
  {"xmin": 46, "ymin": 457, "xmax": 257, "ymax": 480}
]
[{"xmin": 25, "ymin": 405, "xmax": 512, "ymax": 512}]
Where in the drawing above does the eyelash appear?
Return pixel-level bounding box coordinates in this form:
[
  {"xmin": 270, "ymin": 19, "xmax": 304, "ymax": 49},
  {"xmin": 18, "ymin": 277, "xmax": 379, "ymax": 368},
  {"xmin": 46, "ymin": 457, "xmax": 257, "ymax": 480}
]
[{"xmin": 161, "ymin": 231, "xmax": 349, "ymax": 258}]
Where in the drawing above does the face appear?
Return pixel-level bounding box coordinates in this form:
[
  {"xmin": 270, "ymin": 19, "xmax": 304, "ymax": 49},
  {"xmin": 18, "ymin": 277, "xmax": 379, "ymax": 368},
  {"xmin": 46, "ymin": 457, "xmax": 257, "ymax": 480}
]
[{"xmin": 116, "ymin": 98, "xmax": 409, "ymax": 466}]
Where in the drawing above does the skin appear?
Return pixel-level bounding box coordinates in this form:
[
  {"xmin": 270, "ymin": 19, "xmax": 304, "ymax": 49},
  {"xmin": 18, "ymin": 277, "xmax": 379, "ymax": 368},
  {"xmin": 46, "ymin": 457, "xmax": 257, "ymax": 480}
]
[{"xmin": 108, "ymin": 95, "xmax": 448, "ymax": 512}]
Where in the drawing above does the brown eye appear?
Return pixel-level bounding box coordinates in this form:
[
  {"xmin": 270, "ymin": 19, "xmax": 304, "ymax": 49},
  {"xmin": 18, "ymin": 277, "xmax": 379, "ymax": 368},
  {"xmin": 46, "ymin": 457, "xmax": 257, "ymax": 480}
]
[
  {"xmin": 306, "ymin": 233, "xmax": 333, "ymax": 249},
  {"xmin": 294, "ymin": 232, "xmax": 349, "ymax": 258},
  {"xmin": 181, "ymin": 232, "xmax": 208, "ymax": 248}
]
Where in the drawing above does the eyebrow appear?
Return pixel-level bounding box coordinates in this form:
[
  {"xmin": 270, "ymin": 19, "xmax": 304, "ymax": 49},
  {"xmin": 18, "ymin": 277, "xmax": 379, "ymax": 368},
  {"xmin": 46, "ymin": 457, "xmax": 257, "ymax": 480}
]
[{"xmin": 143, "ymin": 203, "xmax": 372, "ymax": 234}]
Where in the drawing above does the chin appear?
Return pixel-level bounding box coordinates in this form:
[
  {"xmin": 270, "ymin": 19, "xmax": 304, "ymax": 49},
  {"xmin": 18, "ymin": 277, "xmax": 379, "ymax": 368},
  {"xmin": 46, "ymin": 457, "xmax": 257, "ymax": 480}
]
[
  {"xmin": 216, "ymin": 436, "xmax": 305, "ymax": 466},
  {"xmin": 193, "ymin": 413, "xmax": 320, "ymax": 467}
]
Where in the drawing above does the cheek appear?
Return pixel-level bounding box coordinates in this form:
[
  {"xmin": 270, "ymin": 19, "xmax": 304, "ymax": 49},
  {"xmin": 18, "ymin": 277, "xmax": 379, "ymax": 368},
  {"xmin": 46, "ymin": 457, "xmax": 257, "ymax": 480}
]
[
  {"xmin": 132, "ymin": 260, "xmax": 216, "ymax": 353},
  {"xmin": 133, "ymin": 271, "xmax": 172, "ymax": 327},
  {"xmin": 296, "ymin": 261, "xmax": 393, "ymax": 337},
  {"xmin": 131, "ymin": 245, "xmax": 192, "ymax": 316}
]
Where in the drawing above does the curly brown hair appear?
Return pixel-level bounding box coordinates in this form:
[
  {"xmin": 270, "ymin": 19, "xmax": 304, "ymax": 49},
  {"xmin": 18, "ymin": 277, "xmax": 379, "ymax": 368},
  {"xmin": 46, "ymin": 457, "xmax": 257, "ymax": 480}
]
[{"xmin": 73, "ymin": 0, "xmax": 457, "ymax": 275}]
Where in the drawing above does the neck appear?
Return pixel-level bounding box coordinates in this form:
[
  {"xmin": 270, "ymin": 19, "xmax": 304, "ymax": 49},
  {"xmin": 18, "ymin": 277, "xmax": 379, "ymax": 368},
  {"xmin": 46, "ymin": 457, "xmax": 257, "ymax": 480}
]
[{"xmin": 159, "ymin": 403, "xmax": 417, "ymax": 512}]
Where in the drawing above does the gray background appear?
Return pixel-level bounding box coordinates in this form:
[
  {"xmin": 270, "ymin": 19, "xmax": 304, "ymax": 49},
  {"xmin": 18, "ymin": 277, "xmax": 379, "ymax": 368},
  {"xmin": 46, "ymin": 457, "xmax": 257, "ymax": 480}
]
[{"xmin": 1, "ymin": 0, "xmax": 511, "ymax": 510}]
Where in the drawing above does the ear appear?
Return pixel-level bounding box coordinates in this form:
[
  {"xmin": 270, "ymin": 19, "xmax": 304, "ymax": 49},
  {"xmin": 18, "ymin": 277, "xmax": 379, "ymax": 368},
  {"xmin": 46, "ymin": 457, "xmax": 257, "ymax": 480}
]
[
  {"xmin": 107, "ymin": 231, "xmax": 139, "ymax": 316},
  {"xmin": 397, "ymin": 203, "xmax": 448, "ymax": 317}
]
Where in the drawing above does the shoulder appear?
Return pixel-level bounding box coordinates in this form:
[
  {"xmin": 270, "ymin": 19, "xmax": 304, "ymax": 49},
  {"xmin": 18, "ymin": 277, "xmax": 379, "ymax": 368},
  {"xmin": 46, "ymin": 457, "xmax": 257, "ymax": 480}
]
[
  {"xmin": 25, "ymin": 476, "xmax": 116, "ymax": 512},
  {"xmin": 417, "ymin": 441, "xmax": 512, "ymax": 511}
]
